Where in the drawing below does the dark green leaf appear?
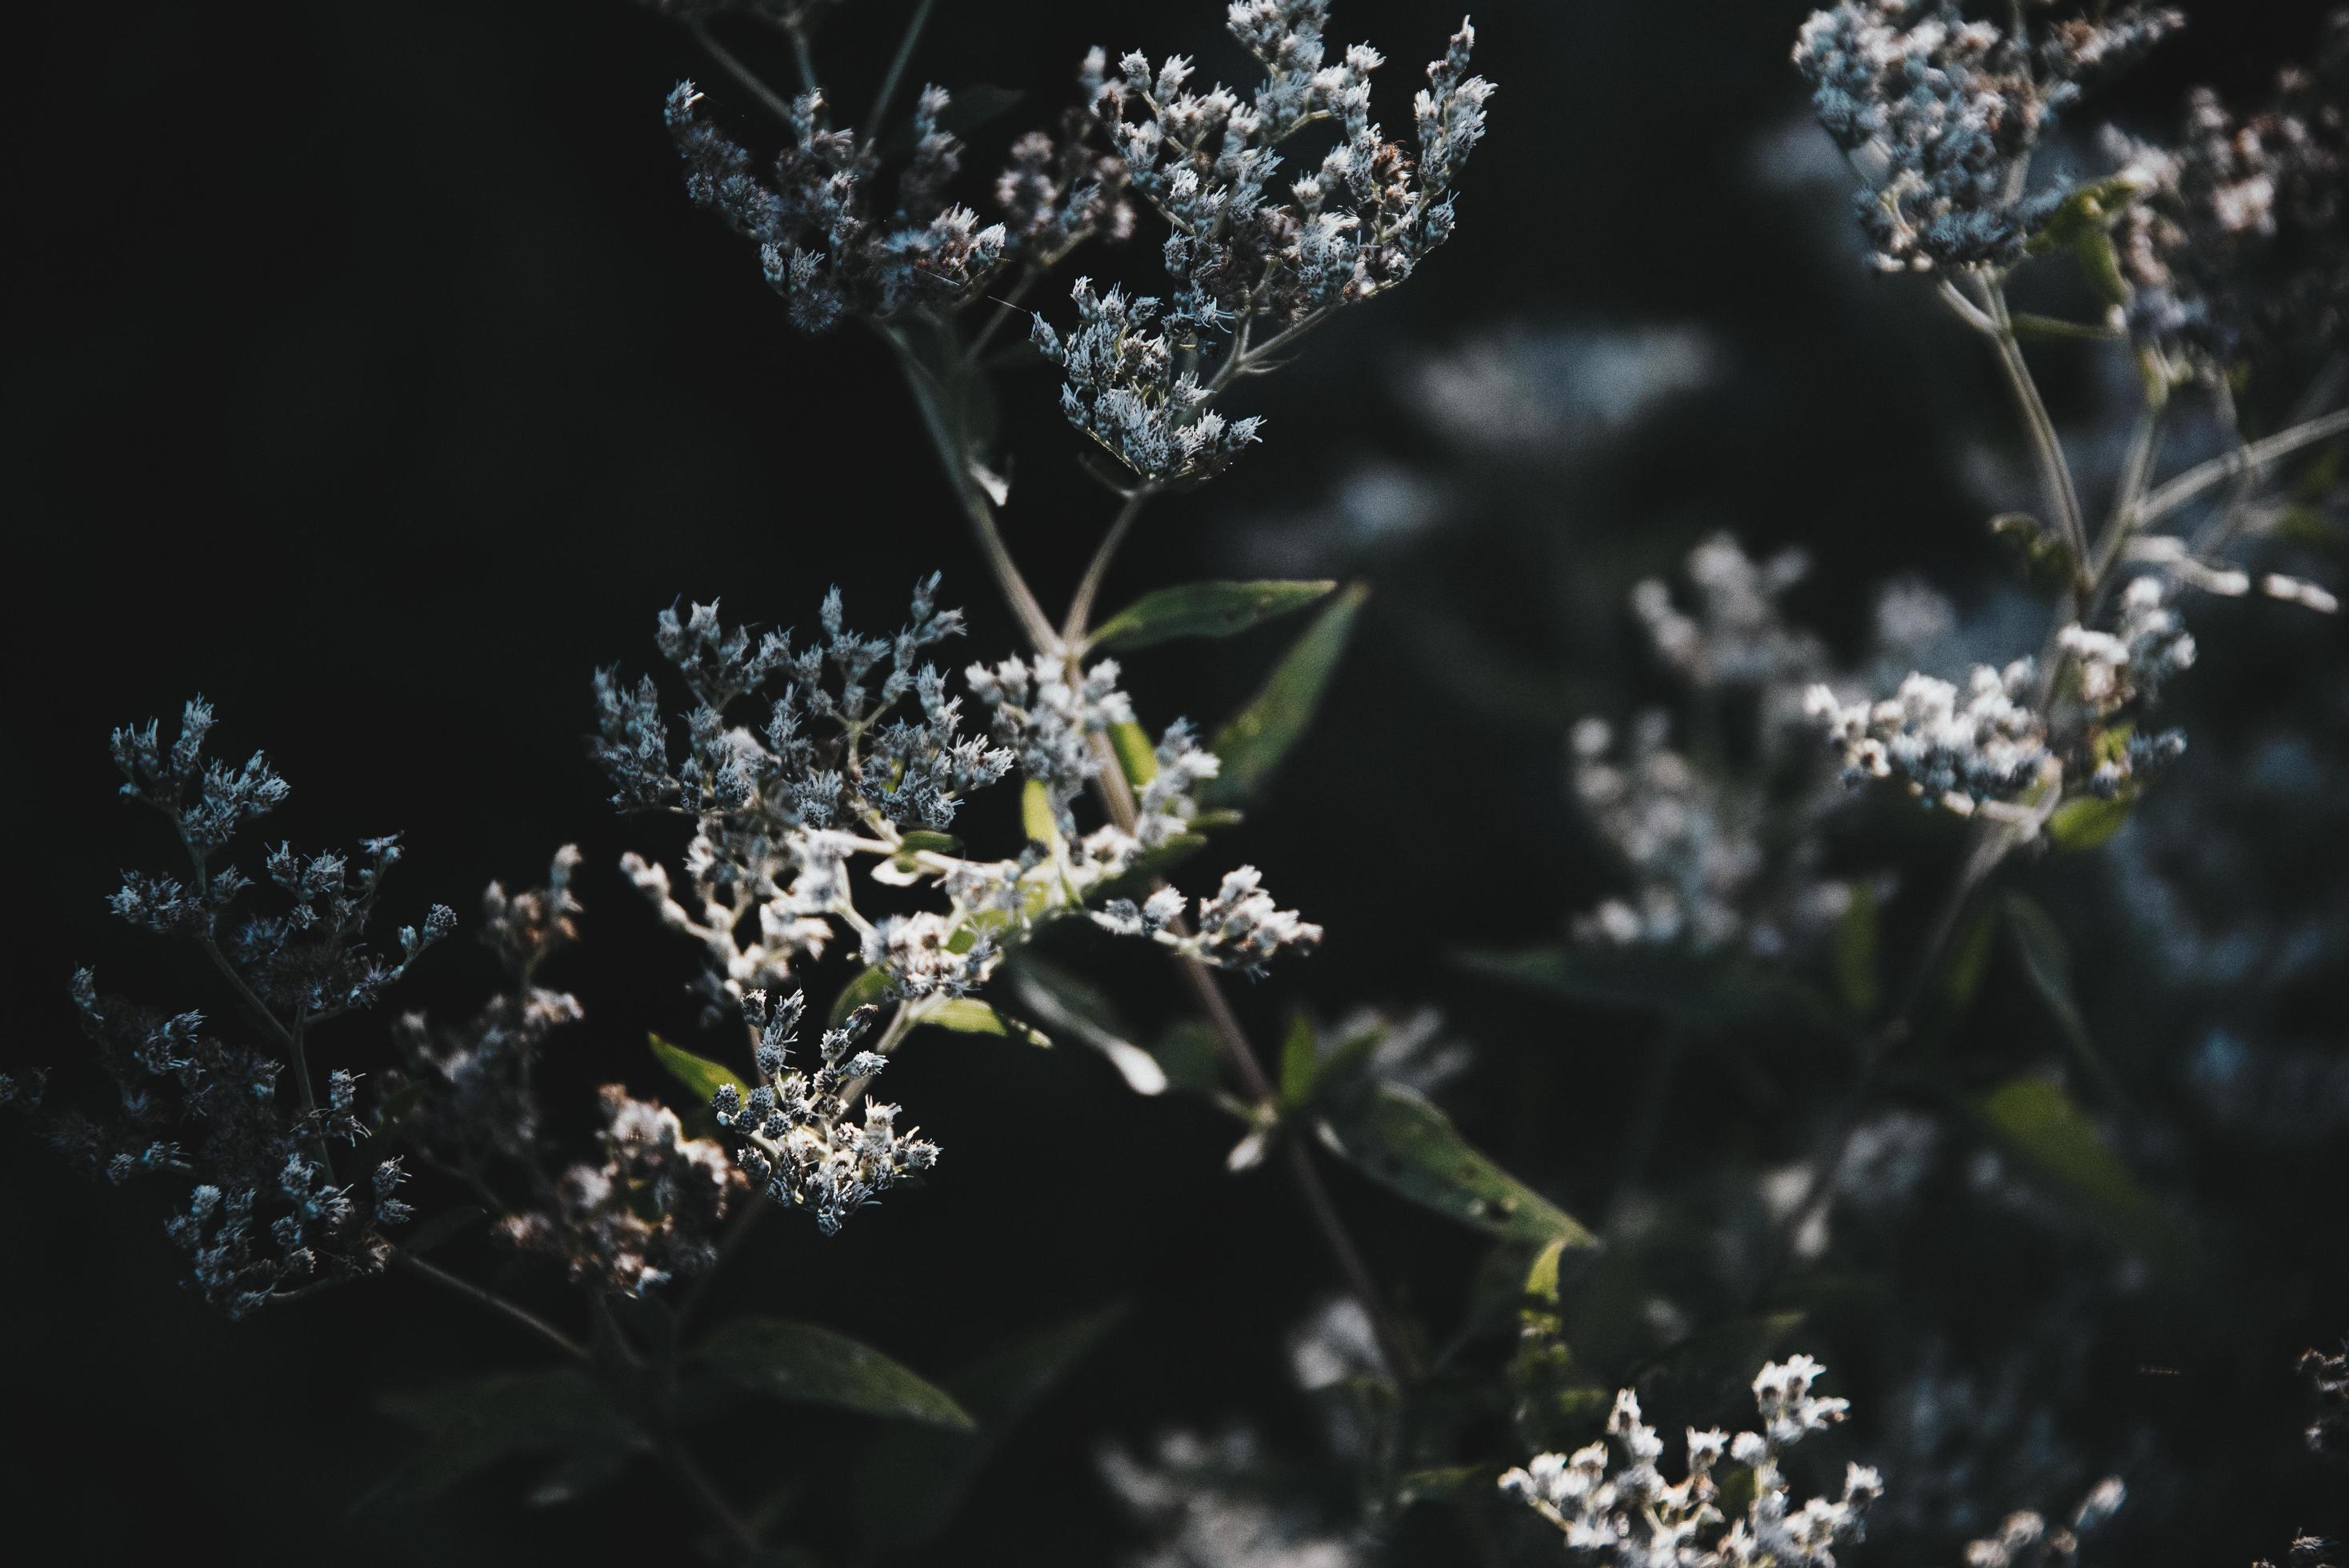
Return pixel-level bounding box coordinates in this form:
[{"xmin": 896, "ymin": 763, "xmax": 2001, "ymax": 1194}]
[
  {"xmin": 1087, "ymin": 580, "xmax": 1338, "ymax": 652},
  {"xmin": 855, "ymin": 1306, "xmax": 1126, "ymax": 1551},
  {"xmin": 2002, "ymin": 894, "xmax": 2124, "ymax": 1102},
  {"xmin": 898, "ymin": 830, "xmax": 962, "ymax": 856},
  {"xmin": 693, "ymin": 1317, "xmax": 974, "ymax": 1430},
  {"xmin": 403, "ymin": 1205, "xmax": 487, "ymax": 1258},
  {"xmin": 368, "ymin": 1369, "xmax": 641, "ymax": 1508},
  {"xmin": 1108, "ymin": 719, "xmax": 1158, "ymax": 786},
  {"xmin": 649, "ymin": 1034, "xmax": 746, "ymax": 1106},
  {"xmin": 1021, "ymin": 776, "xmax": 1062, "ymax": 850},
  {"xmin": 1972, "ymin": 1078, "xmax": 2193, "ymax": 1270},
  {"xmin": 1457, "ymin": 945, "xmax": 1839, "ymax": 1027},
  {"xmin": 920, "ymin": 998, "xmax": 1049, "ymax": 1047},
  {"xmin": 1835, "ymin": 882, "xmax": 1881, "ymax": 1020},
  {"xmin": 1279, "ymin": 1014, "xmax": 1319, "ymax": 1106},
  {"xmin": 1316, "ymin": 1085, "xmax": 1595, "ymax": 1246},
  {"xmin": 1006, "ymin": 955, "xmax": 1164, "ymax": 1094},
  {"xmin": 374, "ymin": 1079, "xmax": 427, "ymax": 1135},
  {"xmin": 1203, "ymin": 584, "xmax": 1368, "ymax": 806},
  {"xmin": 829, "ymin": 965, "xmax": 893, "ymax": 1027},
  {"xmin": 1923, "ymin": 904, "xmax": 1999, "ymax": 1045},
  {"xmin": 1150, "ymin": 1019, "xmax": 1227, "ymax": 1096},
  {"xmin": 2047, "ymin": 794, "xmax": 2133, "ymax": 851}
]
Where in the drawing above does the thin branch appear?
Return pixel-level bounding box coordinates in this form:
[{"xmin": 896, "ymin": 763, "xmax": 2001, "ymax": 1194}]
[
  {"xmin": 688, "ymin": 21, "xmax": 795, "ymax": 123},
  {"xmin": 883, "ymin": 326, "xmax": 1061, "ymax": 651},
  {"xmin": 1063, "ymin": 487, "xmax": 1158, "ymax": 645},
  {"xmin": 2137, "ymin": 406, "xmax": 2349, "ymax": 528},
  {"xmin": 865, "ymin": 0, "xmax": 936, "ymax": 136},
  {"xmin": 392, "ymin": 1249, "xmax": 589, "ymax": 1362},
  {"xmin": 1983, "ymin": 279, "xmax": 2091, "ymax": 592}
]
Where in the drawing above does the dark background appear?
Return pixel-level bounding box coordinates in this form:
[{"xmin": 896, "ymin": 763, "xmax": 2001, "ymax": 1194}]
[{"xmin": 4, "ymin": 2, "xmax": 2344, "ymax": 1562}]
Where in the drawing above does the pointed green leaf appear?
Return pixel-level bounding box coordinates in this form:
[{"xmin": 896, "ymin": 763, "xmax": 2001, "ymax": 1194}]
[
  {"xmin": 1973, "ymin": 1078, "xmax": 2192, "ymax": 1270},
  {"xmin": 368, "ymin": 1369, "xmax": 642, "ymax": 1508},
  {"xmin": 649, "ymin": 1033, "xmax": 746, "ymax": 1106},
  {"xmin": 1021, "ymin": 777, "xmax": 1063, "ymax": 850},
  {"xmin": 1279, "ymin": 1014, "xmax": 1319, "ymax": 1106},
  {"xmin": 1006, "ymin": 955, "xmax": 1164, "ymax": 1094},
  {"xmin": 2047, "ymin": 794, "xmax": 2133, "ymax": 851},
  {"xmin": 693, "ymin": 1317, "xmax": 974, "ymax": 1430},
  {"xmin": 1107, "ymin": 719, "xmax": 1158, "ymax": 787},
  {"xmin": 829, "ymin": 965, "xmax": 894, "ymax": 1027},
  {"xmin": 1835, "ymin": 882, "xmax": 1882, "ymax": 1020},
  {"xmin": 1458, "ymin": 945, "xmax": 1839, "ymax": 1027},
  {"xmin": 403, "ymin": 1204, "xmax": 487, "ymax": 1258},
  {"xmin": 1316, "ymin": 1084, "xmax": 1595, "ymax": 1247},
  {"xmin": 854, "ymin": 1306, "xmax": 1126, "ymax": 1551},
  {"xmin": 1087, "ymin": 580, "xmax": 1338, "ymax": 652},
  {"xmin": 2002, "ymin": 894, "xmax": 2123, "ymax": 1102},
  {"xmin": 1203, "ymin": 583, "xmax": 1368, "ymax": 806},
  {"xmin": 919, "ymin": 997, "xmax": 1050, "ymax": 1047}
]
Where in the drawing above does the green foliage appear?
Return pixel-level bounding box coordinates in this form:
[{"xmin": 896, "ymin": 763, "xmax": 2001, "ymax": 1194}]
[
  {"xmin": 1971, "ymin": 1078, "xmax": 2193, "ymax": 1272},
  {"xmin": 691, "ymin": 1316, "xmax": 974, "ymax": 1430},
  {"xmin": 1086, "ymin": 579, "xmax": 1337, "ymax": 651},
  {"xmin": 1203, "ymin": 584, "xmax": 1369, "ymax": 806},
  {"xmin": 2002, "ymin": 894, "xmax": 2124, "ymax": 1102},
  {"xmin": 1458, "ymin": 944, "xmax": 1839, "ymax": 1028},
  {"xmin": 1835, "ymin": 882, "xmax": 1882, "ymax": 1020},
  {"xmin": 2046, "ymin": 793, "xmax": 2134, "ymax": 850},
  {"xmin": 650, "ymin": 1034, "xmax": 747, "ymax": 1106},
  {"xmin": 1316, "ymin": 1083, "xmax": 1594, "ymax": 1248},
  {"xmin": 370, "ymin": 1369, "xmax": 644, "ymax": 1508},
  {"xmin": 854, "ymin": 1307, "xmax": 1126, "ymax": 1551}
]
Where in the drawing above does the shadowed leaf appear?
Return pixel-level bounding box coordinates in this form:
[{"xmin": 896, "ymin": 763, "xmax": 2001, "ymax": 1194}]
[
  {"xmin": 693, "ymin": 1316, "xmax": 974, "ymax": 1430},
  {"xmin": 1088, "ymin": 580, "xmax": 1337, "ymax": 651},
  {"xmin": 1203, "ymin": 584, "xmax": 1368, "ymax": 806},
  {"xmin": 1317, "ymin": 1084, "xmax": 1594, "ymax": 1246}
]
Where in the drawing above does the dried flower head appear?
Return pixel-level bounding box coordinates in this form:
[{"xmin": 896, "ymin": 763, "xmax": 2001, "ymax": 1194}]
[
  {"xmin": 1499, "ymin": 1355, "xmax": 1880, "ymax": 1566},
  {"xmin": 1794, "ymin": 0, "xmax": 2182, "ymax": 273}
]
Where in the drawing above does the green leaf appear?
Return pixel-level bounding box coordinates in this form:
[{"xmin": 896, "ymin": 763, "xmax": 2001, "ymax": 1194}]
[
  {"xmin": 1107, "ymin": 719, "xmax": 1158, "ymax": 787},
  {"xmin": 2023, "ymin": 175, "xmax": 2139, "ymax": 307},
  {"xmin": 854, "ymin": 1306, "xmax": 1126, "ymax": 1551},
  {"xmin": 1923, "ymin": 904, "xmax": 1999, "ymax": 1045},
  {"xmin": 1021, "ymin": 776, "xmax": 1063, "ymax": 850},
  {"xmin": 693, "ymin": 1317, "xmax": 974, "ymax": 1430},
  {"xmin": 1203, "ymin": 583, "xmax": 1368, "ymax": 807},
  {"xmin": 898, "ymin": 830, "xmax": 962, "ymax": 856},
  {"xmin": 920, "ymin": 997, "xmax": 1050, "ymax": 1047},
  {"xmin": 2047, "ymin": 794, "xmax": 2133, "ymax": 851},
  {"xmin": 1150, "ymin": 1018, "xmax": 1227, "ymax": 1096},
  {"xmin": 1006, "ymin": 955, "xmax": 1164, "ymax": 1094},
  {"xmin": 1086, "ymin": 579, "xmax": 1338, "ymax": 652},
  {"xmin": 1835, "ymin": 882, "xmax": 1882, "ymax": 1020},
  {"xmin": 403, "ymin": 1205, "xmax": 487, "ymax": 1258},
  {"xmin": 1279, "ymin": 1014, "xmax": 1319, "ymax": 1106},
  {"xmin": 1316, "ymin": 1084, "xmax": 1595, "ymax": 1247},
  {"xmin": 648, "ymin": 1033, "xmax": 746, "ymax": 1106},
  {"xmin": 367, "ymin": 1369, "xmax": 642, "ymax": 1509},
  {"xmin": 1972, "ymin": 1078, "xmax": 2193, "ymax": 1270},
  {"xmin": 1457, "ymin": 945, "xmax": 1839, "ymax": 1027},
  {"xmin": 2001, "ymin": 895, "xmax": 2125, "ymax": 1103},
  {"xmin": 830, "ymin": 964, "xmax": 894, "ymax": 1027}
]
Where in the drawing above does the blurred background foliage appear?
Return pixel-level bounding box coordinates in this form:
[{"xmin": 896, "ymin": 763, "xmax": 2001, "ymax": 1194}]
[{"xmin": 4, "ymin": 0, "xmax": 2345, "ymax": 1562}]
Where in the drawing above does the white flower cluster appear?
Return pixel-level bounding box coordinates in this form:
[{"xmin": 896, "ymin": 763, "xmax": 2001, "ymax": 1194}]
[
  {"xmin": 1959, "ymin": 1478, "xmax": 2127, "ymax": 1568},
  {"xmin": 1037, "ymin": 2, "xmax": 1491, "ymax": 482},
  {"xmin": 1500, "ymin": 1356, "xmax": 1882, "ymax": 1566},
  {"xmin": 598, "ymin": 582, "xmax": 1319, "ymax": 1026},
  {"xmin": 2057, "ymin": 578, "xmax": 2195, "ymax": 720},
  {"xmin": 1807, "ymin": 662, "xmax": 2054, "ymax": 814},
  {"xmin": 1794, "ymin": 0, "xmax": 2182, "ymax": 274},
  {"xmin": 1569, "ymin": 537, "xmax": 1868, "ymax": 962},
  {"xmin": 710, "ymin": 990, "xmax": 937, "ymax": 1236},
  {"xmin": 498, "ymin": 1085, "xmax": 741, "ymax": 1295}
]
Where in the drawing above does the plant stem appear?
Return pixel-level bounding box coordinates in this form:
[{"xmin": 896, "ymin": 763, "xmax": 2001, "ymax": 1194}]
[
  {"xmin": 865, "ymin": 0, "xmax": 935, "ymax": 135},
  {"xmin": 688, "ymin": 21, "xmax": 795, "ymax": 123},
  {"xmin": 2137, "ymin": 406, "xmax": 2349, "ymax": 528},
  {"xmin": 392, "ymin": 1248, "xmax": 590, "ymax": 1362},
  {"xmin": 885, "ymin": 326, "xmax": 1061, "ymax": 652},
  {"xmin": 1063, "ymin": 487, "xmax": 1158, "ymax": 645},
  {"xmin": 666, "ymin": 1444, "xmax": 763, "ymax": 1557},
  {"xmin": 1982, "ymin": 278, "xmax": 2091, "ymax": 594}
]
